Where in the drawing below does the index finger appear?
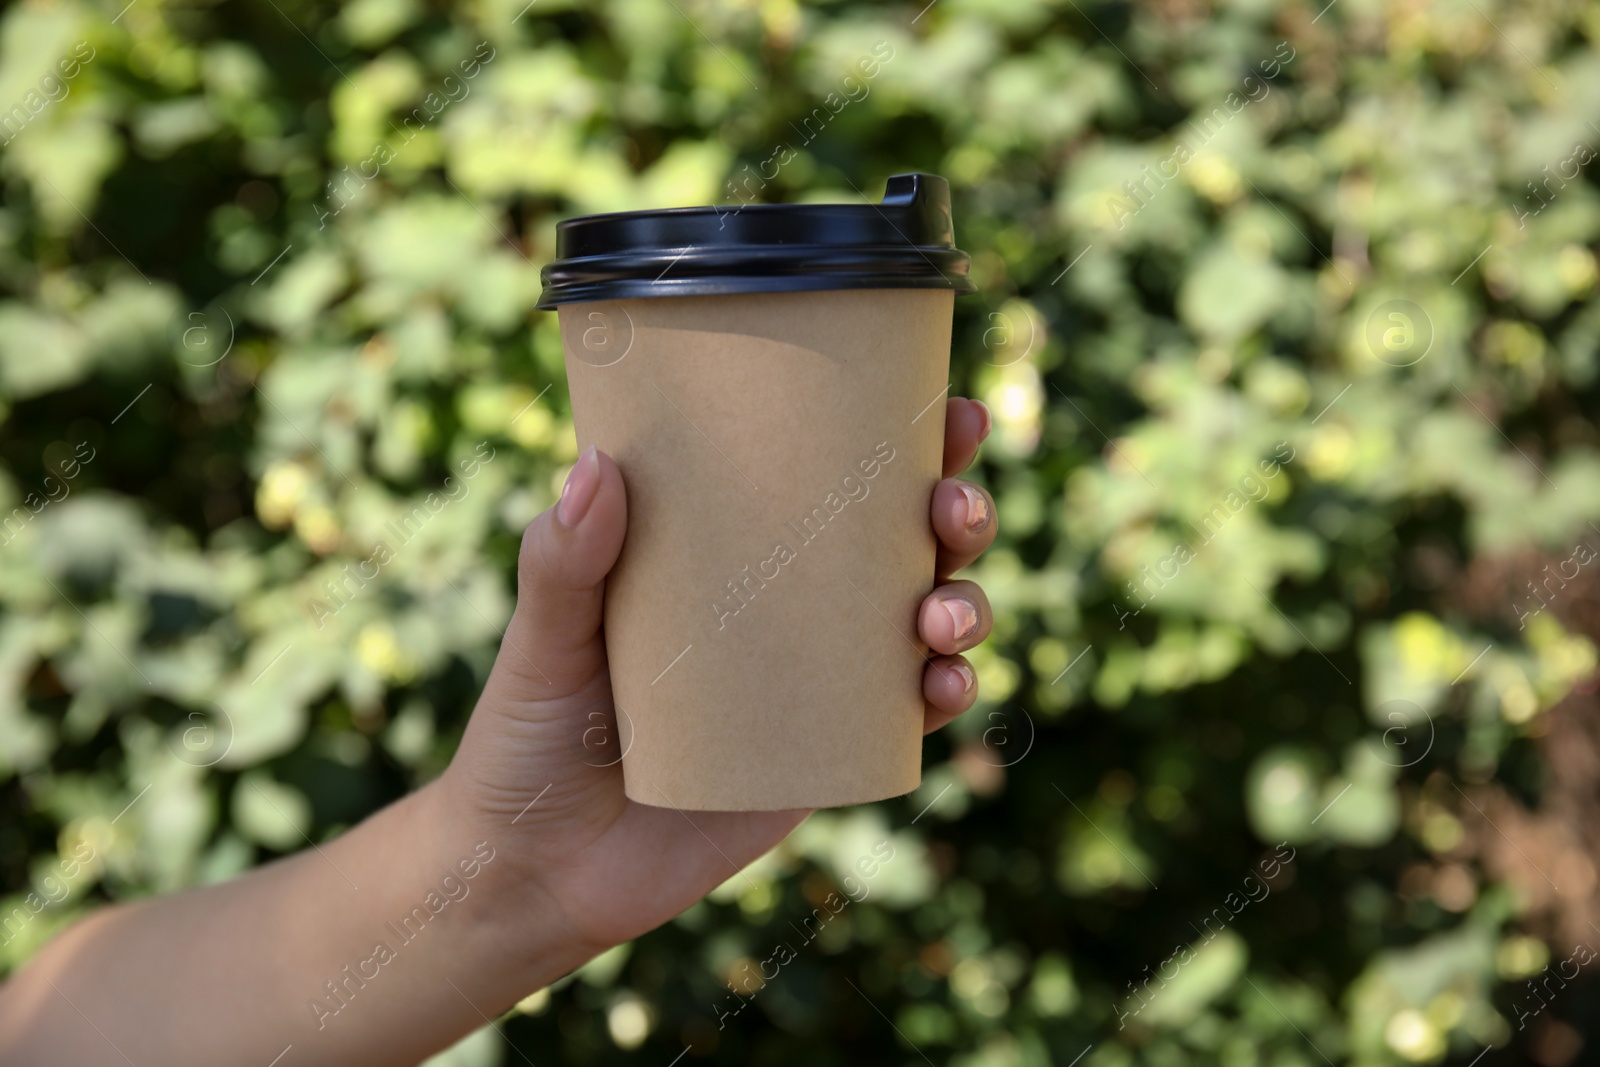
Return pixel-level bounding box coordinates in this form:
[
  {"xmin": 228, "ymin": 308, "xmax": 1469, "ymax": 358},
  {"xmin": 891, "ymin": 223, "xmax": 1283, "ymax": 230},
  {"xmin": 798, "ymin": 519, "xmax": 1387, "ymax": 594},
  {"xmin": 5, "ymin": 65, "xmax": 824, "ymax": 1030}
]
[{"xmin": 942, "ymin": 397, "xmax": 991, "ymax": 477}]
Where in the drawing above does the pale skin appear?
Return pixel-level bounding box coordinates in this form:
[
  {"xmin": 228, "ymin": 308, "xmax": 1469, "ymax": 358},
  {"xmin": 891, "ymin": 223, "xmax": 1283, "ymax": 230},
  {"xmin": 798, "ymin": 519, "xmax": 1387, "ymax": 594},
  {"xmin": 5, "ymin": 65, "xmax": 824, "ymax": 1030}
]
[{"xmin": 0, "ymin": 397, "xmax": 999, "ymax": 1066}]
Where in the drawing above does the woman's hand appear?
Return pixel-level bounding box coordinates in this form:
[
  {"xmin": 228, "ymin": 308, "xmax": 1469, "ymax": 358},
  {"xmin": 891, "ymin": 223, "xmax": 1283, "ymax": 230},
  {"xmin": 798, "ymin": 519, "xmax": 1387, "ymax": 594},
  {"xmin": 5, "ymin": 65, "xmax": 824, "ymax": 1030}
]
[
  {"xmin": 0, "ymin": 398, "xmax": 996, "ymax": 1067},
  {"xmin": 441, "ymin": 396, "xmax": 998, "ymax": 964}
]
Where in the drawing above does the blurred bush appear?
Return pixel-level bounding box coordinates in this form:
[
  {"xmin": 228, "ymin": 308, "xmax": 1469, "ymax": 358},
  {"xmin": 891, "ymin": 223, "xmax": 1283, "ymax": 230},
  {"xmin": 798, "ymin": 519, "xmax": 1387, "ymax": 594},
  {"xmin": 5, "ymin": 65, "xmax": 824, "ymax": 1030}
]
[{"xmin": 3, "ymin": 0, "xmax": 1600, "ymax": 1064}]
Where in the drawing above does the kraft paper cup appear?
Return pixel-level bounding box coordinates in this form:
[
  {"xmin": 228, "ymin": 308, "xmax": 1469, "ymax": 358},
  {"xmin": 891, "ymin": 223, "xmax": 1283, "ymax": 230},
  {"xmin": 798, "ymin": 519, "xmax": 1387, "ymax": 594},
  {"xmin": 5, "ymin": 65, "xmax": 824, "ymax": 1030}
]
[{"xmin": 537, "ymin": 174, "xmax": 974, "ymax": 810}]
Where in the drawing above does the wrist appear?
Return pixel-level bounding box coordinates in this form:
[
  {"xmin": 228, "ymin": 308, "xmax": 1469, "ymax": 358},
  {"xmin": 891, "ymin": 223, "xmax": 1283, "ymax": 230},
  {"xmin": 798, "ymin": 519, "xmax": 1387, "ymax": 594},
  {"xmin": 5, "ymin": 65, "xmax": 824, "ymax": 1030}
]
[{"xmin": 423, "ymin": 773, "xmax": 607, "ymax": 994}]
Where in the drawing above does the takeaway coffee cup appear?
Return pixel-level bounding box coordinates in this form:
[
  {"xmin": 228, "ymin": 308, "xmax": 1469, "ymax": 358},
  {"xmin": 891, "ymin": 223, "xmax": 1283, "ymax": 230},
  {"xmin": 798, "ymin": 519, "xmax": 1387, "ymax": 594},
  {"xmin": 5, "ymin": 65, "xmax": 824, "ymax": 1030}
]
[{"xmin": 535, "ymin": 173, "xmax": 974, "ymax": 811}]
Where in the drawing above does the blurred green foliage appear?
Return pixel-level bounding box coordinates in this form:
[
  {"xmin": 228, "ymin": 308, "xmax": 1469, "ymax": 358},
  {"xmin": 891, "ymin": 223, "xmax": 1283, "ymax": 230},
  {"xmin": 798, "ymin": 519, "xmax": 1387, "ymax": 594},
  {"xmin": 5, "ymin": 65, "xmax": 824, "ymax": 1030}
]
[{"xmin": 3, "ymin": 0, "xmax": 1600, "ymax": 1064}]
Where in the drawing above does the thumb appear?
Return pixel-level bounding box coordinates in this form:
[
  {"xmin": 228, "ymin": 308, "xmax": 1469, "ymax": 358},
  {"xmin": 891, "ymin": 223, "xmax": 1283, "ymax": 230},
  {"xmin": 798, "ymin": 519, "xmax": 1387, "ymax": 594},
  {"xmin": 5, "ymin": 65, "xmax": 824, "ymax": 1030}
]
[{"xmin": 490, "ymin": 445, "xmax": 627, "ymax": 698}]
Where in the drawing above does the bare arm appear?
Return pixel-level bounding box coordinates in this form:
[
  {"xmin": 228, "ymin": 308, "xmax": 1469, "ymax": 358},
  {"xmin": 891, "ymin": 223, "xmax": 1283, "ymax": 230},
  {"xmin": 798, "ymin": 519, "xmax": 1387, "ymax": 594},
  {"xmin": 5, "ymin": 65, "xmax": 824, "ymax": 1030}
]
[
  {"xmin": 0, "ymin": 398, "xmax": 996, "ymax": 1066},
  {"xmin": 0, "ymin": 782, "xmax": 590, "ymax": 1066}
]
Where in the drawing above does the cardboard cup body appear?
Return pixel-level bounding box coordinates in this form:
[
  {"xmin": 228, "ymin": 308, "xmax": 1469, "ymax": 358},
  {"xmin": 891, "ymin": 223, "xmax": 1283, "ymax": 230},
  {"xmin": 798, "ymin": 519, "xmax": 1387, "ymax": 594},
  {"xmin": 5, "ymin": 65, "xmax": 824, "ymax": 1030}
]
[{"xmin": 559, "ymin": 288, "xmax": 953, "ymax": 811}]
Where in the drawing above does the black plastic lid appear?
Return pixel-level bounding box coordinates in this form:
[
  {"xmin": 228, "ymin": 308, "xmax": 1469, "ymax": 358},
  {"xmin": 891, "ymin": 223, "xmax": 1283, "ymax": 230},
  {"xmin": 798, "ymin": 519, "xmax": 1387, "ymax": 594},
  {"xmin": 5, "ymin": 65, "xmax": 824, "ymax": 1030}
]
[{"xmin": 534, "ymin": 173, "xmax": 975, "ymax": 308}]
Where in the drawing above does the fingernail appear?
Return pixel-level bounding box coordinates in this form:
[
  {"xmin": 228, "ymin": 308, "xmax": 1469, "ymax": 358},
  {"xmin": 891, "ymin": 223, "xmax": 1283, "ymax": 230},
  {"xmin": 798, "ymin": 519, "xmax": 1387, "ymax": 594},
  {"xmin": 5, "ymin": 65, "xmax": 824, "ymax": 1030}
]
[
  {"xmin": 958, "ymin": 483, "xmax": 991, "ymax": 532},
  {"xmin": 973, "ymin": 399, "xmax": 992, "ymax": 440},
  {"xmin": 557, "ymin": 446, "xmax": 600, "ymax": 528},
  {"xmin": 942, "ymin": 597, "xmax": 980, "ymax": 642},
  {"xmin": 950, "ymin": 661, "xmax": 975, "ymax": 692}
]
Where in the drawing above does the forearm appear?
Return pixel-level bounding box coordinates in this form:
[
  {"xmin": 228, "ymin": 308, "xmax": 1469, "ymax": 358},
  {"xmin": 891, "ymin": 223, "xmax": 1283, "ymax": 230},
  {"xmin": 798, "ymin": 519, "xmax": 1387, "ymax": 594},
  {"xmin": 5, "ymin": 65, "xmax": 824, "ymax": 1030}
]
[{"xmin": 0, "ymin": 780, "xmax": 588, "ymax": 1067}]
